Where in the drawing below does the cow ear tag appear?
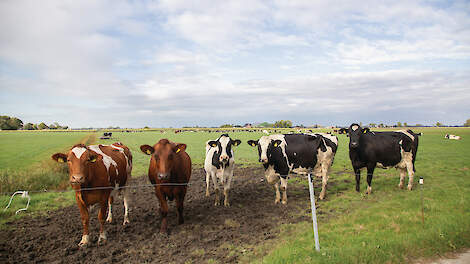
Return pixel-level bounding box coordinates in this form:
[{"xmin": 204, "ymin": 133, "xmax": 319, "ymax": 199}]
[
  {"xmin": 211, "ymin": 143, "xmax": 217, "ymax": 147},
  {"xmin": 363, "ymin": 130, "xmax": 367, "ymax": 134},
  {"xmin": 89, "ymin": 157, "xmax": 97, "ymax": 163},
  {"xmin": 146, "ymin": 149, "xmax": 151, "ymax": 155},
  {"xmin": 251, "ymin": 143, "xmax": 255, "ymax": 146},
  {"xmin": 176, "ymin": 148, "xmax": 181, "ymax": 153},
  {"xmin": 274, "ymin": 143, "xmax": 278, "ymax": 147},
  {"xmin": 58, "ymin": 157, "xmax": 65, "ymax": 163}
]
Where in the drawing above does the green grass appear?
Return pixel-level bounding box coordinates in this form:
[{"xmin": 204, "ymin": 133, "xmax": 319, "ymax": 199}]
[{"xmin": 242, "ymin": 127, "xmax": 470, "ymax": 263}]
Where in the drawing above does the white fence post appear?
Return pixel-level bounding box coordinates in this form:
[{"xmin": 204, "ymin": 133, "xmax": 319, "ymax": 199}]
[{"xmin": 308, "ymin": 173, "xmax": 320, "ymax": 251}]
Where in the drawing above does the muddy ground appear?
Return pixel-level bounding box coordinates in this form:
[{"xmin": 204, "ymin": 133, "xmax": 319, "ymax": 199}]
[{"xmin": 0, "ymin": 167, "xmax": 320, "ymax": 263}]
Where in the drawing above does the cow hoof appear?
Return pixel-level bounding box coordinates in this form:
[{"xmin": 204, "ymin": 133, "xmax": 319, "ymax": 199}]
[
  {"xmin": 319, "ymin": 195, "xmax": 325, "ymax": 200},
  {"xmin": 214, "ymin": 201, "xmax": 220, "ymax": 206},
  {"xmin": 224, "ymin": 201, "xmax": 230, "ymax": 207},
  {"xmin": 106, "ymin": 217, "xmax": 112, "ymax": 223},
  {"xmin": 78, "ymin": 242, "xmax": 88, "ymax": 248},
  {"xmin": 398, "ymin": 183, "xmax": 404, "ymax": 189},
  {"xmin": 205, "ymin": 191, "xmax": 210, "ymax": 197},
  {"xmin": 282, "ymin": 200, "xmax": 287, "ymax": 205},
  {"xmin": 122, "ymin": 219, "xmax": 130, "ymax": 226},
  {"xmin": 407, "ymin": 185, "xmax": 413, "ymax": 191},
  {"xmin": 274, "ymin": 199, "xmax": 280, "ymax": 204}
]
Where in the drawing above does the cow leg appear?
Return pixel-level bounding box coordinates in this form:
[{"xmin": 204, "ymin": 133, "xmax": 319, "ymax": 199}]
[
  {"xmin": 223, "ymin": 170, "xmax": 233, "ymax": 207},
  {"xmin": 280, "ymin": 177, "xmax": 288, "ymax": 205},
  {"xmin": 406, "ymin": 160, "xmax": 415, "ymax": 191},
  {"xmin": 398, "ymin": 168, "xmax": 406, "ymax": 189},
  {"xmin": 354, "ymin": 167, "xmax": 361, "ymax": 192},
  {"xmin": 122, "ymin": 187, "xmax": 130, "ymax": 225},
  {"xmin": 205, "ymin": 171, "xmax": 211, "ymax": 197},
  {"xmin": 106, "ymin": 195, "xmax": 113, "ymax": 223},
  {"xmin": 176, "ymin": 188, "xmax": 186, "ymax": 225},
  {"xmin": 77, "ymin": 200, "xmax": 90, "ymax": 247},
  {"xmin": 366, "ymin": 164, "xmax": 375, "ymax": 194},
  {"xmin": 155, "ymin": 190, "xmax": 169, "ymax": 234},
  {"xmin": 212, "ymin": 171, "xmax": 220, "ymax": 206},
  {"xmin": 274, "ymin": 182, "xmax": 281, "ymax": 204},
  {"xmin": 319, "ymin": 163, "xmax": 329, "ymax": 200},
  {"xmin": 98, "ymin": 199, "xmax": 108, "ymax": 245}
]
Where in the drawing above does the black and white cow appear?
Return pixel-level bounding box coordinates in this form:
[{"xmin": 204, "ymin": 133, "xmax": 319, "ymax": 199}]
[
  {"xmin": 445, "ymin": 134, "xmax": 461, "ymax": 140},
  {"xmin": 204, "ymin": 134, "xmax": 241, "ymax": 206},
  {"xmin": 345, "ymin": 123, "xmax": 420, "ymax": 194},
  {"xmin": 247, "ymin": 134, "xmax": 328, "ymax": 204}
]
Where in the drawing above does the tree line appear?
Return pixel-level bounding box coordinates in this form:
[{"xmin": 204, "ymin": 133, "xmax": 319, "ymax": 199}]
[{"xmin": 0, "ymin": 115, "xmax": 68, "ymax": 130}]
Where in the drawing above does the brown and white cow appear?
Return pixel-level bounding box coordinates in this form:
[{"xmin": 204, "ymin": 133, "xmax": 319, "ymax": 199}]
[
  {"xmin": 140, "ymin": 139, "xmax": 191, "ymax": 234},
  {"xmin": 52, "ymin": 142, "xmax": 132, "ymax": 247}
]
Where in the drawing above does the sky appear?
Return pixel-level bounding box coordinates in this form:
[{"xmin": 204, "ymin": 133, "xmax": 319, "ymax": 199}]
[{"xmin": 1, "ymin": 0, "xmax": 469, "ymax": 128}]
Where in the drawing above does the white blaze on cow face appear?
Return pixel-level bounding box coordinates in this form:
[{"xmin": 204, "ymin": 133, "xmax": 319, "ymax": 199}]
[
  {"xmin": 72, "ymin": 147, "xmax": 87, "ymax": 159},
  {"xmin": 218, "ymin": 136, "xmax": 231, "ymax": 163},
  {"xmin": 258, "ymin": 136, "xmax": 272, "ymax": 163},
  {"xmin": 88, "ymin": 145, "xmax": 118, "ymax": 176},
  {"xmin": 351, "ymin": 125, "xmax": 359, "ymax": 131}
]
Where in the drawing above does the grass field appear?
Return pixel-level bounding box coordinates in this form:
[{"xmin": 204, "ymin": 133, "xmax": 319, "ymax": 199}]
[{"xmin": 1, "ymin": 127, "xmax": 469, "ymax": 263}]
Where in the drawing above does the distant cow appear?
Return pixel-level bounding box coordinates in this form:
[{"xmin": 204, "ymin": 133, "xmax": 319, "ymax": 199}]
[
  {"xmin": 140, "ymin": 139, "xmax": 191, "ymax": 234},
  {"xmin": 247, "ymin": 134, "xmax": 328, "ymax": 204},
  {"xmin": 345, "ymin": 123, "xmax": 420, "ymax": 194},
  {"xmin": 204, "ymin": 134, "xmax": 241, "ymax": 206},
  {"xmin": 445, "ymin": 134, "xmax": 461, "ymax": 140},
  {"xmin": 308, "ymin": 133, "xmax": 338, "ymax": 200},
  {"xmin": 52, "ymin": 142, "xmax": 132, "ymax": 247}
]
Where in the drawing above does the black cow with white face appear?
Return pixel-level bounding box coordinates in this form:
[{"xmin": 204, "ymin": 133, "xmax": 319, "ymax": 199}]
[
  {"xmin": 204, "ymin": 134, "xmax": 241, "ymax": 206},
  {"xmin": 346, "ymin": 123, "xmax": 420, "ymax": 194},
  {"xmin": 247, "ymin": 134, "xmax": 327, "ymax": 204}
]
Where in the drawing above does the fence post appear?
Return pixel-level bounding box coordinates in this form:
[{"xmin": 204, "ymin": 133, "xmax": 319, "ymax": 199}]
[{"xmin": 308, "ymin": 173, "xmax": 320, "ymax": 251}]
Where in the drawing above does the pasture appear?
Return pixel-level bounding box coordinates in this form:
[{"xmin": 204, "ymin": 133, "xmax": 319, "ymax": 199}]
[{"xmin": 0, "ymin": 127, "xmax": 469, "ymax": 263}]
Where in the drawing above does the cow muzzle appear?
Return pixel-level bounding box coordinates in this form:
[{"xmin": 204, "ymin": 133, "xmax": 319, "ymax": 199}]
[
  {"xmin": 157, "ymin": 173, "xmax": 169, "ymax": 180},
  {"xmin": 220, "ymin": 155, "xmax": 229, "ymax": 163},
  {"xmin": 260, "ymin": 158, "xmax": 268, "ymax": 164},
  {"xmin": 350, "ymin": 142, "xmax": 359, "ymax": 148},
  {"xmin": 70, "ymin": 175, "xmax": 85, "ymax": 185}
]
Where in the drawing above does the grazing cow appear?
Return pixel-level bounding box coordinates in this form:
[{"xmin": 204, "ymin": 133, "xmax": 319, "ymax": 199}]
[
  {"xmin": 51, "ymin": 143, "xmax": 132, "ymax": 247},
  {"xmin": 445, "ymin": 134, "xmax": 461, "ymax": 140},
  {"xmin": 204, "ymin": 134, "xmax": 241, "ymax": 206},
  {"xmin": 140, "ymin": 139, "xmax": 191, "ymax": 234},
  {"xmin": 308, "ymin": 133, "xmax": 338, "ymax": 200},
  {"xmin": 247, "ymin": 134, "xmax": 327, "ymax": 204},
  {"xmin": 345, "ymin": 123, "xmax": 420, "ymax": 194}
]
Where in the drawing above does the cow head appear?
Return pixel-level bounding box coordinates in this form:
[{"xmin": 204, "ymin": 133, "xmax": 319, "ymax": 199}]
[
  {"xmin": 347, "ymin": 123, "xmax": 370, "ymax": 148},
  {"xmin": 207, "ymin": 134, "xmax": 241, "ymax": 165},
  {"xmin": 247, "ymin": 136, "xmax": 284, "ymax": 165},
  {"xmin": 51, "ymin": 144, "xmax": 98, "ymax": 188},
  {"xmin": 140, "ymin": 139, "xmax": 186, "ymax": 180}
]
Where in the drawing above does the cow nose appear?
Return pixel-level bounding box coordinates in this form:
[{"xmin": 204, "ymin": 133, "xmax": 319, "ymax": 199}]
[
  {"xmin": 350, "ymin": 142, "xmax": 358, "ymax": 148},
  {"xmin": 261, "ymin": 158, "xmax": 268, "ymax": 164},
  {"xmin": 157, "ymin": 173, "xmax": 168, "ymax": 179},
  {"xmin": 220, "ymin": 156, "xmax": 229, "ymax": 162},
  {"xmin": 70, "ymin": 175, "xmax": 83, "ymax": 184}
]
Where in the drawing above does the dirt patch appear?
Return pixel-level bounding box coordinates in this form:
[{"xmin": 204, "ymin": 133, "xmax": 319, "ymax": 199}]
[{"xmin": 0, "ymin": 167, "xmax": 315, "ymax": 264}]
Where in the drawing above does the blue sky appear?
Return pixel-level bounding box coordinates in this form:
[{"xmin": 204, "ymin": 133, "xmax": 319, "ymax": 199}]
[{"xmin": 1, "ymin": 0, "xmax": 469, "ymax": 128}]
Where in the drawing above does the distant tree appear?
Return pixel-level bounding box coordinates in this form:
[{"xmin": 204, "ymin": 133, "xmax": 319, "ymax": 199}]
[
  {"xmin": 143, "ymin": 126, "xmax": 150, "ymax": 129},
  {"xmin": 23, "ymin": 123, "xmax": 35, "ymax": 130},
  {"xmin": 273, "ymin": 120, "xmax": 292, "ymax": 128},
  {"xmin": 436, "ymin": 122, "xmax": 444, "ymax": 127},
  {"xmin": 415, "ymin": 124, "xmax": 423, "ymax": 127},
  {"xmin": 258, "ymin": 122, "xmax": 273, "ymax": 128},
  {"xmin": 38, "ymin": 122, "xmax": 49, "ymax": 130},
  {"xmin": 378, "ymin": 123, "xmax": 384, "ymax": 128},
  {"xmin": 404, "ymin": 122, "xmax": 408, "ymax": 127},
  {"xmin": 397, "ymin": 122, "xmax": 402, "ymax": 127},
  {"xmin": 368, "ymin": 123, "xmax": 376, "ymax": 127},
  {"xmin": 220, "ymin": 124, "xmax": 233, "ymax": 128},
  {"xmin": 0, "ymin": 116, "xmax": 23, "ymax": 130},
  {"xmin": 464, "ymin": 119, "xmax": 470, "ymax": 127}
]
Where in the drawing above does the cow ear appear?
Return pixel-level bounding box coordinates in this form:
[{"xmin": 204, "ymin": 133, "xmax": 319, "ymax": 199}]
[
  {"xmin": 247, "ymin": 140, "xmax": 258, "ymax": 147},
  {"xmin": 174, "ymin": 143, "xmax": 187, "ymax": 153},
  {"xmin": 273, "ymin": 140, "xmax": 282, "ymax": 147},
  {"xmin": 207, "ymin": 140, "xmax": 218, "ymax": 148},
  {"xmin": 140, "ymin": 145, "xmax": 154, "ymax": 155},
  {"xmin": 52, "ymin": 153, "xmax": 67, "ymax": 163},
  {"xmin": 88, "ymin": 154, "xmax": 97, "ymax": 163},
  {"xmin": 362, "ymin": 128, "xmax": 370, "ymax": 134},
  {"xmin": 232, "ymin": 139, "xmax": 241, "ymax": 146}
]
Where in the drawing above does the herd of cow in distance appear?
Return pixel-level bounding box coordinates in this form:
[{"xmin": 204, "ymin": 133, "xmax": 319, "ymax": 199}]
[{"xmin": 50, "ymin": 123, "xmax": 461, "ymax": 247}]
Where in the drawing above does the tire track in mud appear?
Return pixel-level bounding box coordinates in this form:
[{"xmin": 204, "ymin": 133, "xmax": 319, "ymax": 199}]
[{"xmin": 1, "ymin": 167, "xmax": 313, "ymax": 263}]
